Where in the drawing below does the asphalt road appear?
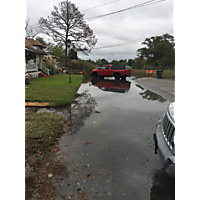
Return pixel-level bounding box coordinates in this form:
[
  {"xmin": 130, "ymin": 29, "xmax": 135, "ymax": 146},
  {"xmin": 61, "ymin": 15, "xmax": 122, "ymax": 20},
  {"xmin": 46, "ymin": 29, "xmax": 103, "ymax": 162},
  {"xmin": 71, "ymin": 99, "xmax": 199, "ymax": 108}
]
[
  {"xmin": 36, "ymin": 77, "xmax": 175, "ymax": 200},
  {"xmin": 135, "ymin": 78, "xmax": 175, "ymax": 102}
]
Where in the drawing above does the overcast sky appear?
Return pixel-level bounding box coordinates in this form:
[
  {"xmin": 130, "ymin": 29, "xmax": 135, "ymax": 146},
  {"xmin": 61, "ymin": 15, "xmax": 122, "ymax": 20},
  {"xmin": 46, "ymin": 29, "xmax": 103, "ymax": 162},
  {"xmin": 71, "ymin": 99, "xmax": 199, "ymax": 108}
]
[{"xmin": 26, "ymin": 0, "xmax": 174, "ymax": 62}]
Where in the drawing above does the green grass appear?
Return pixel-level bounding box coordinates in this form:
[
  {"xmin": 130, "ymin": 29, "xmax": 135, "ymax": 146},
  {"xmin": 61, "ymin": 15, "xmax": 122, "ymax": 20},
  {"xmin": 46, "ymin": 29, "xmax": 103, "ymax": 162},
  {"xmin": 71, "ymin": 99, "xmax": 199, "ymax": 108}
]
[
  {"xmin": 25, "ymin": 112, "xmax": 64, "ymax": 138},
  {"xmin": 25, "ymin": 74, "xmax": 83, "ymax": 106},
  {"xmin": 25, "ymin": 111, "xmax": 65, "ymax": 155}
]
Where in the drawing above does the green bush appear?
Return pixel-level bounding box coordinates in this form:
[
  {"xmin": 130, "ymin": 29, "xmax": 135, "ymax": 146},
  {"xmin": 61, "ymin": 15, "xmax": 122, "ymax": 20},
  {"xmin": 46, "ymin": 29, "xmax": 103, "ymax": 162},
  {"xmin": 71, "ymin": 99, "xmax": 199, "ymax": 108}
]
[
  {"xmin": 45, "ymin": 64, "xmax": 58, "ymax": 75},
  {"xmin": 131, "ymin": 69, "xmax": 146, "ymax": 78},
  {"xmin": 162, "ymin": 70, "xmax": 175, "ymax": 79}
]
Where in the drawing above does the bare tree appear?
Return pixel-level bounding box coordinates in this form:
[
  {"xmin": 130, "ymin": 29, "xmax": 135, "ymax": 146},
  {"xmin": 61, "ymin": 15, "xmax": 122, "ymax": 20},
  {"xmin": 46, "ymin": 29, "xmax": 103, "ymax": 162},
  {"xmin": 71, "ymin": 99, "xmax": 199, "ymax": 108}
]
[
  {"xmin": 26, "ymin": 27, "xmax": 42, "ymax": 39},
  {"xmin": 38, "ymin": 0, "xmax": 98, "ymax": 69},
  {"xmin": 25, "ymin": 18, "xmax": 42, "ymax": 39},
  {"xmin": 25, "ymin": 18, "xmax": 30, "ymax": 31}
]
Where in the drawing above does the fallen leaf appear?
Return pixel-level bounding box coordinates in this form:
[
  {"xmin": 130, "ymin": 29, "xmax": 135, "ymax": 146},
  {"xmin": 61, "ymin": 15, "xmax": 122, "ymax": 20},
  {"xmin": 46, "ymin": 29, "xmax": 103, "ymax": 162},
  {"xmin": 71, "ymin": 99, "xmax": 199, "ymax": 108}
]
[
  {"xmin": 48, "ymin": 173, "xmax": 53, "ymax": 179},
  {"xmin": 94, "ymin": 110, "xmax": 101, "ymax": 113},
  {"xmin": 54, "ymin": 148, "xmax": 59, "ymax": 152}
]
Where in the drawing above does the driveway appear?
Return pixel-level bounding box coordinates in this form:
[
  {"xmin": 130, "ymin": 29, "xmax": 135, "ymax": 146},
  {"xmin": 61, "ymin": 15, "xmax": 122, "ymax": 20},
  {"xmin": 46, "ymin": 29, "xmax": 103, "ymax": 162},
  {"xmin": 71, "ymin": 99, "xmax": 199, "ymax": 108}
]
[{"xmin": 27, "ymin": 77, "xmax": 175, "ymax": 200}]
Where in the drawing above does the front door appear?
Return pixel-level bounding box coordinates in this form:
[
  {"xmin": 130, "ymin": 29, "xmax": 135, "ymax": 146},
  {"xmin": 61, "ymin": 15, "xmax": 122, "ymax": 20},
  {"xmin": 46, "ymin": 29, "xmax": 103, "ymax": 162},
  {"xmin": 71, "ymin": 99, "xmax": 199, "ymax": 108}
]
[{"xmin": 98, "ymin": 66, "xmax": 105, "ymax": 76}]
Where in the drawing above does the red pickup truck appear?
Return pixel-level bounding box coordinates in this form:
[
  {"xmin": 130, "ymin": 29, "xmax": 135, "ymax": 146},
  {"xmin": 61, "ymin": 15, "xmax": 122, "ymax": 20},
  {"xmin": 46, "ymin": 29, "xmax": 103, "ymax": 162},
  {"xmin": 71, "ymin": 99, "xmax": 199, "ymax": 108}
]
[{"xmin": 91, "ymin": 65, "xmax": 131, "ymax": 79}]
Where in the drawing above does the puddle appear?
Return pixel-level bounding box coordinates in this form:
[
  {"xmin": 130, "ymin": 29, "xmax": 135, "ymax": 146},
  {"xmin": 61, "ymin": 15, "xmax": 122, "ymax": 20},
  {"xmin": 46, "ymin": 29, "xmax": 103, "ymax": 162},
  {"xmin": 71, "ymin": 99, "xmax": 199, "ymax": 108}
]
[
  {"xmin": 25, "ymin": 92, "xmax": 97, "ymax": 199},
  {"xmin": 36, "ymin": 92, "xmax": 97, "ymax": 136},
  {"xmin": 91, "ymin": 78, "xmax": 131, "ymax": 93},
  {"xmin": 25, "ymin": 78, "xmax": 173, "ymax": 199},
  {"xmin": 135, "ymin": 83, "xmax": 167, "ymax": 103}
]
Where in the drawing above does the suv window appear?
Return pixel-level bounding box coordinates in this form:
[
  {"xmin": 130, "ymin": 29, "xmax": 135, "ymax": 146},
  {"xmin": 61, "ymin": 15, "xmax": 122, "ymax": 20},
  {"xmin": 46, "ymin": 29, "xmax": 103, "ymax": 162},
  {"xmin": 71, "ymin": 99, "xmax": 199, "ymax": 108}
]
[
  {"xmin": 100, "ymin": 66, "xmax": 105, "ymax": 70},
  {"xmin": 106, "ymin": 66, "xmax": 110, "ymax": 69}
]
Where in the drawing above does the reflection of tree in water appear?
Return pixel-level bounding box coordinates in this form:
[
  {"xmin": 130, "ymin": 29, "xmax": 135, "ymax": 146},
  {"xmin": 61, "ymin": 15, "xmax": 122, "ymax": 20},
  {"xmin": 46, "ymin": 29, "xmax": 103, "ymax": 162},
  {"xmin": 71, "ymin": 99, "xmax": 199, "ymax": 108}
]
[
  {"xmin": 66, "ymin": 91, "xmax": 97, "ymax": 135},
  {"xmin": 135, "ymin": 84, "xmax": 167, "ymax": 103},
  {"xmin": 37, "ymin": 91, "xmax": 97, "ymax": 135}
]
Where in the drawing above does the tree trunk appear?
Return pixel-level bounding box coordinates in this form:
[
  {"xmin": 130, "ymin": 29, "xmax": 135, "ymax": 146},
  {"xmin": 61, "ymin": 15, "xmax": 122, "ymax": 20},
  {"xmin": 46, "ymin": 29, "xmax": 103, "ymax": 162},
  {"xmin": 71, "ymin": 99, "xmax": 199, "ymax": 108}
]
[
  {"xmin": 69, "ymin": 50, "xmax": 71, "ymax": 83},
  {"xmin": 65, "ymin": 44, "xmax": 68, "ymax": 69}
]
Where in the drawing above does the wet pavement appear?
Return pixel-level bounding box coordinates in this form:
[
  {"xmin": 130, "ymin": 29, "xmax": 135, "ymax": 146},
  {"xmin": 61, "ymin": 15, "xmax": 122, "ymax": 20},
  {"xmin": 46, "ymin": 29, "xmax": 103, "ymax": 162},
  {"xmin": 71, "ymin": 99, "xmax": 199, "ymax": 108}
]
[
  {"xmin": 26, "ymin": 77, "xmax": 175, "ymax": 200},
  {"xmin": 135, "ymin": 78, "xmax": 175, "ymax": 103}
]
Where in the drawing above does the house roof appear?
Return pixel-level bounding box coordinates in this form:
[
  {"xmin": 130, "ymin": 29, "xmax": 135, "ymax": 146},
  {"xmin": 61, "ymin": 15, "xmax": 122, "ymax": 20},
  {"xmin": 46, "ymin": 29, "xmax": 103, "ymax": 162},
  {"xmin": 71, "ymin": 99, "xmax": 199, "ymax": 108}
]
[
  {"xmin": 26, "ymin": 38, "xmax": 46, "ymax": 48},
  {"xmin": 25, "ymin": 39, "xmax": 34, "ymax": 48},
  {"xmin": 25, "ymin": 38, "xmax": 48, "ymax": 55}
]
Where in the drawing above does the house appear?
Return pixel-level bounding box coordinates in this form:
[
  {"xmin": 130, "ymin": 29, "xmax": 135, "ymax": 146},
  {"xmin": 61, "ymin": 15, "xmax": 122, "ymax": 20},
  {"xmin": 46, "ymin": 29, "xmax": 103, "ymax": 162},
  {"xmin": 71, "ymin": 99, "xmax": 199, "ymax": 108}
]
[{"xmin": 25, "ymin": 38, "xmax": 50, "ymax": 78}]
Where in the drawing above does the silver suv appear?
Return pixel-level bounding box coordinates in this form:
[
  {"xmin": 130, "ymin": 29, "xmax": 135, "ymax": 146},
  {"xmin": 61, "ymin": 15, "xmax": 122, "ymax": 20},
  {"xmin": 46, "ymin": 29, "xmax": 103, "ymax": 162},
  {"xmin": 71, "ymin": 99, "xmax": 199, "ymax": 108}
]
[{"xmin": 153, "ymin": 102, "xmax": 175, "ymax": 178}]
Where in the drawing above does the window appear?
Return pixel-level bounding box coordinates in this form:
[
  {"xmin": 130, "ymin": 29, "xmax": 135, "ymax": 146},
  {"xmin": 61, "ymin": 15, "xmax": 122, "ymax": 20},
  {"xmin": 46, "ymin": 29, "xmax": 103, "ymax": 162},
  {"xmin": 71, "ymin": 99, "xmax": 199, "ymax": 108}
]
[
  {"xmin": 111, "ymin": 65, "xmax": 125, "ymax": 70},
  {"xmin": 100, "ymin": 66, "xmax": 105, "ymax": 70},
  {"xmin": 106, "ymin": 66, "xmax": 110, "ymax": 69}
]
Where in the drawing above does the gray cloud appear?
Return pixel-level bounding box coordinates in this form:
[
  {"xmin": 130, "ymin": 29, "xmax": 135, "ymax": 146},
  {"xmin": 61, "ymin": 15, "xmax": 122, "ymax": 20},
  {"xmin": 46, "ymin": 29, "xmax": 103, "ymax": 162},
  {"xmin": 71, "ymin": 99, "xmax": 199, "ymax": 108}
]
[{"xmin": 26, "ymin": 0, "xmax": 174, "ymax": 62}]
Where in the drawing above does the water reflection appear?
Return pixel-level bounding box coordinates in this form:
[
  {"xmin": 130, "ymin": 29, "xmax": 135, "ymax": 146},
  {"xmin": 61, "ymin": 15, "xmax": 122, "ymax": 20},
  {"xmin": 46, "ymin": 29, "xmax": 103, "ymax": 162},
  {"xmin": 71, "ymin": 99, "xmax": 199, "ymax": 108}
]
[
  {"xmin": 135, "ymin": 84, "xmax": 167, "ymax": 103},
  {"xmin": 37, "ymin": 92, "xmax": 97, "ymax": 135},
  {"xmin": 91, "ymin": 78, "xmax": 131, "ymax": 93}
]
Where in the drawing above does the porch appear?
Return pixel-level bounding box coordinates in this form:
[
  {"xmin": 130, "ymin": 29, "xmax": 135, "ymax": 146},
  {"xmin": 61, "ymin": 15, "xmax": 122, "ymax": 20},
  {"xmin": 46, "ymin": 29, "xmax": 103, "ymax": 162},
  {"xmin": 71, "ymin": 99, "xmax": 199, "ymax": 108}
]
[{"xmin": 25, "ymin": 48, "xmax": 50, "ymax": 79}]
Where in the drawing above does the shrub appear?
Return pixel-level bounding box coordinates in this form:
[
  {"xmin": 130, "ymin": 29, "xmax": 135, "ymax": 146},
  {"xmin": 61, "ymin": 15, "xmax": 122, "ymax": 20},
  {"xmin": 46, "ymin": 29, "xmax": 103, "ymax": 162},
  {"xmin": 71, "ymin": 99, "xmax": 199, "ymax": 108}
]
[
  {"xmin": 45, "ymin": 63, "xmax": 58, "ymax": 75},
  {"xmin": 162, "ymin": 70, "xmax": 175, "ymax": 79},
  {"xmin": 131, "ymin": 69, "xmax": 146, "ymax": 78}
]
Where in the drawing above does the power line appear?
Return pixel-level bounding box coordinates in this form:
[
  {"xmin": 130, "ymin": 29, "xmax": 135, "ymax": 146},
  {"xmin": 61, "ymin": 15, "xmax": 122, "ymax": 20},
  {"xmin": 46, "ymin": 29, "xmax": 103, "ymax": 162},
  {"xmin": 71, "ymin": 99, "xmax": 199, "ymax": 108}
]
[
  {"xmin": 93, "ymin": 30, "xmax": 174, "ymax": 50},
  {"xmin": 28, "ymin": 0, "xmax": 121, "ymax": 27},
  {"xmin": 85, "ymin": 0, "xmax": 165, "ymax": 21},
  {"xmin": 82, "ymin": 51, "xmax": 137, "ymax": 55},
  {"xmin": 28, "ymin": 0, "xmax": 165, "ymax": 27},
  {"xmin": 81, "ymin": 0, "xmax": 120, "ymax": 12},
  {"xmin": 86, "ymin": 0, "xmax": 164, "ymax": 21}
]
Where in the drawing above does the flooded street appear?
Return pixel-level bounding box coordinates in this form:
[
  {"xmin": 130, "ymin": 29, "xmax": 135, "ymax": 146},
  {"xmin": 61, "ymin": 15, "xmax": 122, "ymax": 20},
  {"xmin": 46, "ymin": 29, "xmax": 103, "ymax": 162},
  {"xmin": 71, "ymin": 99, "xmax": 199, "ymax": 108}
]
[{"xmin": 26, "ymin": 77, "xmax": 175, "ymax": 200}]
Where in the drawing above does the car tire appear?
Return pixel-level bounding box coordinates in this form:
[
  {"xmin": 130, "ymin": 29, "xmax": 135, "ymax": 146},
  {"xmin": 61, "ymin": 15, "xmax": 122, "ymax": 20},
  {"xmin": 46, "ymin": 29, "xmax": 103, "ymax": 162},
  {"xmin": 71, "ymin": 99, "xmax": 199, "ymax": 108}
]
[
  {"xmin": 114, "ymin": 73, "xmax": 120, "ymax": 80},
  {"xmin": 92, "ymin": 73, "xmax": 98, "ymax": 78}
]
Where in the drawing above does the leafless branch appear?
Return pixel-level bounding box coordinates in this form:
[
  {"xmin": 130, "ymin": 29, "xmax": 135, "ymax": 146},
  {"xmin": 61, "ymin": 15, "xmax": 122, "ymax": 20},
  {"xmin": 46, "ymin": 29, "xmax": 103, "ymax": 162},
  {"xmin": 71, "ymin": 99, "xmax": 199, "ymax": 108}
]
[{"xmin": 38, "ymin": 0, "xmax": 98, "ymax": 57}]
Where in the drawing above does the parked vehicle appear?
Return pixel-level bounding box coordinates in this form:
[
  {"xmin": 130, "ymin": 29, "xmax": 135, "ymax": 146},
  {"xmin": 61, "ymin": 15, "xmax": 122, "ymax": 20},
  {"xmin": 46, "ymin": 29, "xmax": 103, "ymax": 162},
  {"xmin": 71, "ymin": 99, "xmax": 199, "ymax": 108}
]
[
  {"xmin": 91, "ymin": 65, "xmax": 131, "ymax": 79},
  {"xmin": 153, "ymin": 102, "xmax": 175, "ymax": 178}
]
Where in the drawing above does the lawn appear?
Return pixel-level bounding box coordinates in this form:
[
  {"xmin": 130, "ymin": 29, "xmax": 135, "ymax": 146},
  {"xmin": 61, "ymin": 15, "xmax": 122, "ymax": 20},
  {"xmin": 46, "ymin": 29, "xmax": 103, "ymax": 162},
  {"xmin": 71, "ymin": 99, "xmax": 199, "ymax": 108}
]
[
  {"xmin": 25, "ymin": 74, "xmax": 83, "ymax": 106},
  {"xmin": 25, "ymin": 111, "xmax": 65, "ymax": 155}
]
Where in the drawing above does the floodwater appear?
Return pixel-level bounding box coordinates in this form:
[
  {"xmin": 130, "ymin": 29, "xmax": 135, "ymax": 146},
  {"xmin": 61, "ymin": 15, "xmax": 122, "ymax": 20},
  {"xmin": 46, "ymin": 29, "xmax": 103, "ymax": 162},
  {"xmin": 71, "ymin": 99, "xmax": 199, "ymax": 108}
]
[{"xmin": 26, "ymin": 77, "xmax": 175, "ymax": 200}]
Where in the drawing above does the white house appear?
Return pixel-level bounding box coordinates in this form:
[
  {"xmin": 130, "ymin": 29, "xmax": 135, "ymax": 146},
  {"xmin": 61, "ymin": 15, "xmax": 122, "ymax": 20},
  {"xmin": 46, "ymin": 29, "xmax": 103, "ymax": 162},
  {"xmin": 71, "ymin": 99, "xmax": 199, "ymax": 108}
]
[{"xmin": 25, "ymin": 38, "xmax": 50, "ymax": 78}]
